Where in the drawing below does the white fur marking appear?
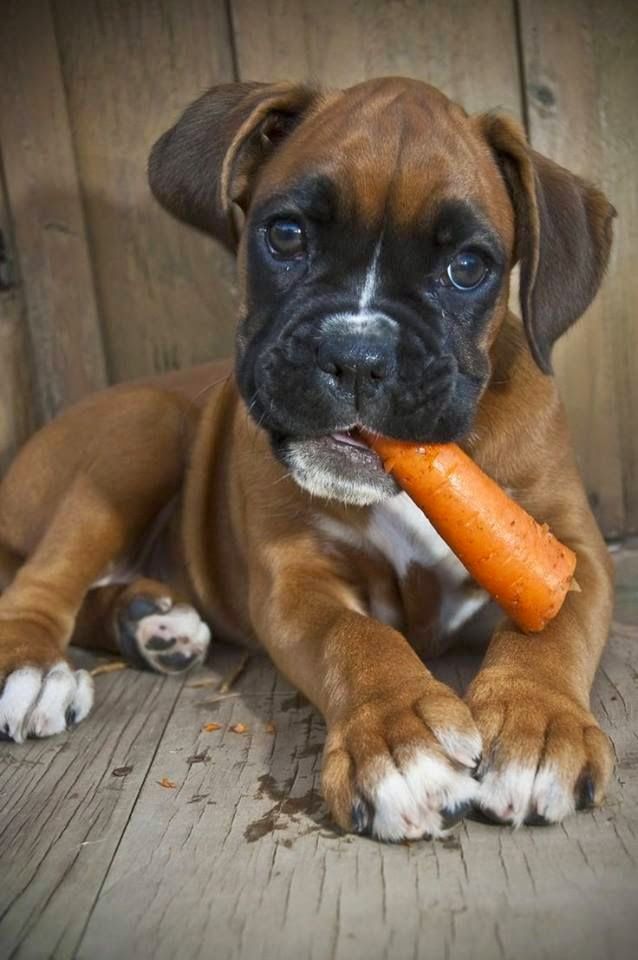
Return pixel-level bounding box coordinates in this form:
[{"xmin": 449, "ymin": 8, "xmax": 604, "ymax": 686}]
[
  {"xmin": 476, "ymin": 763, "xmax": 537, "ymax": 827},
  {"xmin": 368, "ymin": 494, "xmax": 450, "ymax": 577},
  {"xmin": 317, "ymin": 502, "xmax": 490, "ymax": 636},
  {"xmin": 370, "ymin": 750, "xmax": 478, "ymax": 841},
  {"xmin": 134, "ymin": 602, "xmax": 211, "ymax": 674},
  {"xmin": 0, "ymin": 668, "xmax": 42, "ymax": 742},
  {"xmin": 0, "ymin": 662, "xmax": 94, "ymax": 743},
  {"xmin": 358, "ymin": 234, "xmax": 383, "ymax": 310},
  {"xmin": 137, "ymin": 605, "xmax": 210, "ymax": 650},
  {"xmin": 442, "ymin": 590, "xmax": 490, "ymax": 634},
  {"xmin": 531, "ymin": 763, "xmax": 576, "ymax": 822},
  {"xmin": 432, "ymin": 727, "xmax": 482, "ymax": 769}
]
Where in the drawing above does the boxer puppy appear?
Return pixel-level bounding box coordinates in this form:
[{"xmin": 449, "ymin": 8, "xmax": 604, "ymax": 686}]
[{"xmin": 0, "ymin": 78, "xmax": 615, "ymax": 841}]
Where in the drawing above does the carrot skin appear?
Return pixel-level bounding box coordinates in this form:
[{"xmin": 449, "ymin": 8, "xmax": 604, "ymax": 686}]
[{"xmin": 366, "ymin": 437, "xmax": 577, "ymax": 633}]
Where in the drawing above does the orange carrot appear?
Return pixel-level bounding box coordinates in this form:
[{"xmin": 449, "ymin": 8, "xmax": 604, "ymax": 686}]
[{"xmin": 363, "ymin": 435, "xmax": 577, "ymax": 633}]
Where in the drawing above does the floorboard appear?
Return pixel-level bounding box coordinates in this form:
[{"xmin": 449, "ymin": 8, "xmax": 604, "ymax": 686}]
[{"xmin": 1, "ymin": 551, "xmax": 637, "ymax": 960}]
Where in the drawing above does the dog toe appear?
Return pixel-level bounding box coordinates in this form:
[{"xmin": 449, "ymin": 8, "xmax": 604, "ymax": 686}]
[
  {"xmin": 0, "ymin": 662, "xmax": 94, "ymax": 743},
  {"xmin": 118, "ymin": 597, "xmax": 211, "ymax": 675}
]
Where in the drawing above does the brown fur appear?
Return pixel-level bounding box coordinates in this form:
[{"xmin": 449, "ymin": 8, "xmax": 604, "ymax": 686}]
[{"xmin": 0, "ymin": 78, "xmax": 615, "ymax": 836}]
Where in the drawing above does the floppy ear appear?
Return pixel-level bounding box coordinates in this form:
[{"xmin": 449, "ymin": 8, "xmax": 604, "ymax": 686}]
[
  {"xmin": 148, "ymin": 82, "xmax": 317, "ymax": 251},
  {"xmin": 480, "ymin": 114, "xmax": 615, "ymax": 373}
]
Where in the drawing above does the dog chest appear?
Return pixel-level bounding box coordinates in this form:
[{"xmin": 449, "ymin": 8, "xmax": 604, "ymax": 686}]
[{"xmin": 317, "ymin": 493, "xmax": 489, "ymax": 644}]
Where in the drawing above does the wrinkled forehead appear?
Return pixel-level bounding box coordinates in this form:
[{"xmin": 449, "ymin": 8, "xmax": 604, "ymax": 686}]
[{"xmin": 254, "ymin": 80, "xmax": 515, "ymax": 248}]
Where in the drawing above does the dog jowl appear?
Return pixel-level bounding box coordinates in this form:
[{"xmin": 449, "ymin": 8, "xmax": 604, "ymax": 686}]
[{"xmin": 0, "ymin": 77, "xmax": 615, "ymax": 841}]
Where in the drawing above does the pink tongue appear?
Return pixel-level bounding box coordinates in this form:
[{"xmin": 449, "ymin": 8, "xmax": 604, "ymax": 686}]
[{"xmin": 331, "ymin": 431, "xmax": 370, "ymax": 450}]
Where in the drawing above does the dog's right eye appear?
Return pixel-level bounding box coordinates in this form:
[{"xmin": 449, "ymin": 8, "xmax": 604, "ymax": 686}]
[{"xmin": 266, "ymin": 219, "xmax": 306, "ymax": 259}]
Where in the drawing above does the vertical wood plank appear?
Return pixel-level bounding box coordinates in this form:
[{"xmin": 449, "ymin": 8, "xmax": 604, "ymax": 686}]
[
  {"xmin": 518, "ymin": 0, "xmax": 637, "ymax": 537},
  {"xmin": 230, "ymin": 0, "xmax": 522, "ymax": 117},
  {"xmin": 0, "ymin": 0, "xmax": 108, "ymax": 420},
  {"xmin": 52, "ymin": 0, "xmax": 239, "ymax": 383},
  {"xmin": 0, "ymin": 166, "xmax": 35, "ymax": 471}
]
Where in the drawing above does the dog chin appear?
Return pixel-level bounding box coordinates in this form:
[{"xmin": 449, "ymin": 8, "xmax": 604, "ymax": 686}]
[{"xmin": 280, "ymin": 434, "xmax": 400, "ymax": 506}]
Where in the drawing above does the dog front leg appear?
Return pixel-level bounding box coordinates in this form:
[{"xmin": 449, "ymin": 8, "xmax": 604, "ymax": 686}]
[
  {"xmin": 250, "ymin": 556, "xmax": 481, "ymax": 841},
  {"xmin": 467, "ymin": 488, "xmax": 615, "ymax": 826}
]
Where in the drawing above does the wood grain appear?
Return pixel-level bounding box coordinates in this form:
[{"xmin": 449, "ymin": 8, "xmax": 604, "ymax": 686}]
[
  {"xmin": 75, "ymin": 627, "xmax": 638, "ymax": 960},
  {"xmin": 52, "ymin": 0, "xmax": 239, "ymax": 383},
  {"xmin": 518, "ymin": 0, "xmax": 638, "ymax": 537},
  {"xmin": 0, "ymin": 654, "xmax": 186, "ymax": 960},
  {"xmin": 230, "ymin": 0, "xmax": 522, "ymax": 117},
  {"xmin": 0, "ymin": 171, "xmax": 35, "ymax": 472},
  {"xmin": 0, "ymin": 0, "xmax": 107, "ymax": 421},
  {"xmin": 0, "ymin": 550, "xmax": 636, "ymax": 958}
]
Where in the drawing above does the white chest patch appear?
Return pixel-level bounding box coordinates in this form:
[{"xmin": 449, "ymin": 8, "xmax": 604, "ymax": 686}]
[
  {"xmin": 367, "ymin": 493, "xmax": 451, "ymax": 577},
  {"xmin": 317, "ymin": 493, "xmax": 490, "ymax": 636}
]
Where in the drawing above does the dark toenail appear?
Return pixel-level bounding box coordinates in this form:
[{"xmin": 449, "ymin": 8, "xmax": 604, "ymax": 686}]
[
  {"xmin": 352, "ymin": 798, "xmax": 373, "ymax": 835},
  {"xmin": 576, "ymin": 772, "xmax": 596, "ymax": 810},
  {"xmin": 127, "ymin": 597, "xmax": 161, "ymax": 621},
  {"xmin": 467, "ymin": 806, "xmax": 509, "ymax": 826},
  {"xmin": 157, "ymin": 651, "xmax": 196, "ymax": 673},
  {"xmin": 441, "ymin": 799, "xmax": 473, "ymax": 829},
  {"xmin": 145, "ymin": 634, "xmax": 176, "ymax": 652},
  {"xmin": 65, "ymin": 706, "xmax": 77, "ymax": 728},
  {"xmin": 471, "ymin": 754, "xmax": 483, "ymax": 778},
  {"xmin": 0, "ymin": 724, "xmax": 13, "ymax": 742},
  {"xmin": 525, "ymin": 811, "xmax": 550, "ymax": 827}
]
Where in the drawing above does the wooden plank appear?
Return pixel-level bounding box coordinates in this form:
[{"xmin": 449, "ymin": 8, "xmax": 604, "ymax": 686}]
[
  {"xmin": 518, "ymin": 0, "xmax": 637, "ymax": 537},
  {"xmin": 76, "ymin": 609, "xmax": 638, "ymax": 960},
  {"xmin": 0, "ymin": 0, "xmax": 107, "ymax": 421},
  {"xmin": 52, "ymin": 0, "xmax": 239, "ymax": 383},
  {"xmin": 230, "ymin": 0, "xmax": 522, "ymax": 117},
  {"xmin": 0, "ymin": 653, "xmax": 188, "ymax": 960},
  {"xmin": 0, "ymin": 167, "xmax": 35, "ymax": 472}
]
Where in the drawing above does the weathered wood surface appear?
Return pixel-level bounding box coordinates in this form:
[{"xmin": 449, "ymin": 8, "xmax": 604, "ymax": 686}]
[
  {"xmin": 231, "ymin": 0, "xmax": 522, "ymax": 116},
  {"xmin": 1, "ymin": 550, "xmax": 636, "ymax": 960},
  {"xmin": 0, "ymin": 0, "xmax": 107, "ymax": 421},
  {"xmin": 0, "ymin": 660, "xmax": 186, "ymax": 960},
  {"xmin": 0, "ymin": 173, "xmax": 34, "ymax": 473},
  {"xmin": 52, "ymin": 0, "xmax": 239, "ymax": 383},
  {"xmin": 518, "ymin": 0, "xmax": 638, "ymax": 537}
]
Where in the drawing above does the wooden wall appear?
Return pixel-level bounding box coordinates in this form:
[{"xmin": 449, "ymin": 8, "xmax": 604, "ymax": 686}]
[{"xmin": 0, "ymin": 0, "xmax": 636, "ymax": 537}]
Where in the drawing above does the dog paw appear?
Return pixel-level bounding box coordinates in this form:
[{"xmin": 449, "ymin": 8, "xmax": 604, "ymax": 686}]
[
  {"xmin": 0, "ymin": 662, "xmax": 94, "ymax": 743},
  {"xmin": 468, "ymin": 671, "xmax": 614, "ymax": 826},
  {"xmin": 322, "ymin": 683, "xmax": 481, "ymax": 841},
  {"xmin": 117, "ymin": 596, "xmax": 211, "ymax": 675}
]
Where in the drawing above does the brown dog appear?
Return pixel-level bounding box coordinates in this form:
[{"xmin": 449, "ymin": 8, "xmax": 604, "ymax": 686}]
[{"xmin": 0, "ymin": 78, "xmax": 615, "ymax": 840}]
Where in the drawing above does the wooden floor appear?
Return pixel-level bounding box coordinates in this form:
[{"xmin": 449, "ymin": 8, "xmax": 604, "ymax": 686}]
[{"xmin": 1, "ymin": 549, "xmax": 637, "ymax": 960}]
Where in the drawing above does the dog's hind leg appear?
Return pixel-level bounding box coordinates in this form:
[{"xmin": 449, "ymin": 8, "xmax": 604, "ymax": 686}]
[
  {"xmin": 73, "ymin": 578, "xmax": 211, "ymax": 675},
  {"xmin": 0, "ymin": 541, "xmax": 21, "ymax": 592},
  {"xmin": 0, "ymin": 387, "xmax": 196, "ymax": 742}
]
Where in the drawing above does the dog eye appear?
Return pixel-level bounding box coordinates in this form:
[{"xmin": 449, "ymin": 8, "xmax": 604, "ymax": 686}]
[
  {"xmin": 446, "ymin": 251, "xmax": 488, "ymax": 290},
  {"xmin": 266, "ymin": 219, "xmax": 306, "ymax": 258}
]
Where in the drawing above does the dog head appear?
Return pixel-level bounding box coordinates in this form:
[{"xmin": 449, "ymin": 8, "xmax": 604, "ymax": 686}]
[{"xmin": 149, "ymin": 77, "xmax": 614, "ymax": 505}]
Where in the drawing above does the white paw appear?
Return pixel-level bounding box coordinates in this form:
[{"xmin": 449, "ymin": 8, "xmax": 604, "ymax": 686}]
[
  {"xmin": 365, "ymin": 750, "xmax": 479, "ymax": 841},
  {"xmin": 476, "ymin": 761, "xmax": 578, "ymax": 826},
  {"xmin": 119, "ymin": 597, "xmax": 211, "ymax": 675},
  {"xmin": 0, "ymin": 662, "xmax": 94, "ymax": 744}
]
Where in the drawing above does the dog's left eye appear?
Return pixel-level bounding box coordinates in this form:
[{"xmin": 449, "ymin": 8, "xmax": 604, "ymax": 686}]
[
  {"xmin": 446, "ymin": 251, "xmax": 488, "ymax": 290},
  {"xmin": 266, "ymin": 219, "xmax": 306, "ymax": 259}
]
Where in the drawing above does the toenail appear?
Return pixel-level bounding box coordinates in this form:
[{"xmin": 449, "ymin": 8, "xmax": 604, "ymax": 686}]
[
  {"xmin": 524, "ymin": 811, "xmax": 550, "ymax": 826},
  {"xmin": 352, "ymin": 798, "xmax": 372, "ymax": 835},
  {"xmin": 441, "ymin": 799, "xmax": 473, "ymax": 829},
  {"xmin": 127, "ymin": 597, "xmax": 161, "ymax": 621},
  {"xmin": 576, "ymin": 772, "xmax": 596, "ymax": 810}
]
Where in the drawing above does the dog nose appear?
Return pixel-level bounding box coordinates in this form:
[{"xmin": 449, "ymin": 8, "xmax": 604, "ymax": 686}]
[{"xmin": 316, "ymin": 334, "xmax": 394, "ymax": 392}]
